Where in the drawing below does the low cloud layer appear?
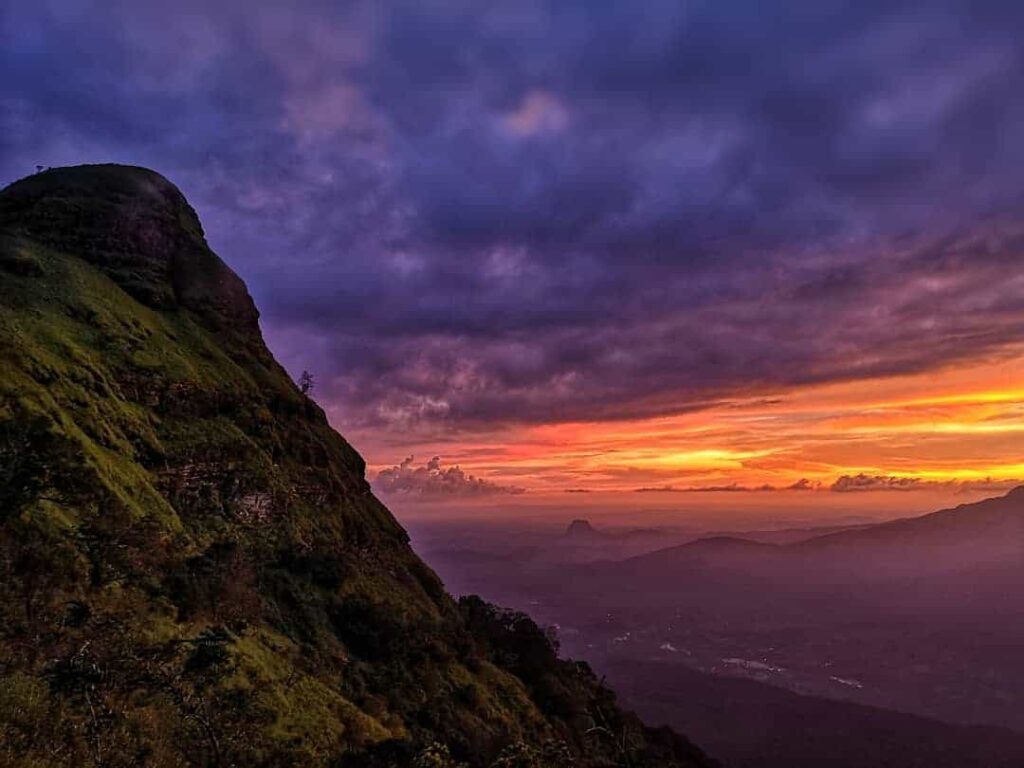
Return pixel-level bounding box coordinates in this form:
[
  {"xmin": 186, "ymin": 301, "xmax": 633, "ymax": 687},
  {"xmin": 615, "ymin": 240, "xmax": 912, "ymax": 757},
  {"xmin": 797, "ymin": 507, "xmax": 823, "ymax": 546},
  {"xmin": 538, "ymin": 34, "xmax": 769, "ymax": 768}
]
[
  {"xmin": 830, "ymin": 474, "xmax": 924, "ymax": 493},
  {"xmin": 633, "ymin": 476, "xmax": 1023, "ymax": 494},
  {"xmin": 374, "ymin": 456, "xmax": 524, "ymax": 497},
  {"xmin": 636, "ymin": 480, "xmax": 819, "ymax": 493},
  {"xmin": 830, "ymin": 474, "xmax": 1022, "ymax": 494},
  {"xmin": 3, "ymin": 1, "xmax": 1024, "ymax": 435}
]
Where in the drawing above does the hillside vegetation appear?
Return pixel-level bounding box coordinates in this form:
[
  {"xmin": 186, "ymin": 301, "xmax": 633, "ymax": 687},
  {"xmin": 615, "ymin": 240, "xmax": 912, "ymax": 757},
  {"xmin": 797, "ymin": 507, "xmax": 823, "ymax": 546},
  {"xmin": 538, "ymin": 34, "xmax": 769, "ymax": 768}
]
[{"xmin": 0, "ymin": 164, "xmax": 714, "ymax": 768}]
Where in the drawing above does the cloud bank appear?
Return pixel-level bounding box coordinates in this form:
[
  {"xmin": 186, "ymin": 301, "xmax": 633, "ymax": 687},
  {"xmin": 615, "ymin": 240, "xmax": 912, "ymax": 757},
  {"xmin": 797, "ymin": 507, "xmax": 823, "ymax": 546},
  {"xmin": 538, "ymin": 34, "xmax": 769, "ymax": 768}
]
[
  {"xmin": 830, "ymin": 474, "xmax": 1023, "ymax": 494},
  {"xmin": 635, "ymin": 480, "xmax": 819, "ymax": 493},
  {"xmin": 374, "ymin": 456, "xmax": 524, "ymax": 497},
  {"xmin": 633, "ymin": 476, "xmax": 1023, "ymax": 494}
]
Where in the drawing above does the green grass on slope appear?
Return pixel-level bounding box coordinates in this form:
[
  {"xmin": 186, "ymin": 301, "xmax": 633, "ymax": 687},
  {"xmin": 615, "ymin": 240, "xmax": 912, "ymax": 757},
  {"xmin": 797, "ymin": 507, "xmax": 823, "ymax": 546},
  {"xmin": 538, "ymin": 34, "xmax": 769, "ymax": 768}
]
[{"xmin": 0, "ymin": 167, "xmax": 714, "ymax": 768}]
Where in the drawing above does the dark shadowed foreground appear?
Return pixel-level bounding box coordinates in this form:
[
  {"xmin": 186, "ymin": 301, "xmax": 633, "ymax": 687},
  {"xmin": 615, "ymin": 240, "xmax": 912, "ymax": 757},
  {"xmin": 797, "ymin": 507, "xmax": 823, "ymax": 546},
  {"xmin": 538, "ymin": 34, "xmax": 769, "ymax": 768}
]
[
  {"xmin": 605, "ymin": 658, "xmax": 1024, "ymax": 768},
  {"xmin": 0, "ymin": 165, "xmax": 715, "ymax": 768}
]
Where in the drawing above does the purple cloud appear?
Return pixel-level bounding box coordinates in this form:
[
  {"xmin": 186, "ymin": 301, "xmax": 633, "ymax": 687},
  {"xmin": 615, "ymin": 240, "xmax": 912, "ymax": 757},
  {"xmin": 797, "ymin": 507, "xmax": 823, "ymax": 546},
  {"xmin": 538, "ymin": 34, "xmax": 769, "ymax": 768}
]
[
  {"xmin": 3, "ymin": 1, "xmax": 1024, "ymax": 433},
  {"xmin": 830, "ymin": 474, "xmax": 925, "ymax": 493},
  {"xmin": 374, "ymin": 456, "xmax": 525, "ymax": 497}
]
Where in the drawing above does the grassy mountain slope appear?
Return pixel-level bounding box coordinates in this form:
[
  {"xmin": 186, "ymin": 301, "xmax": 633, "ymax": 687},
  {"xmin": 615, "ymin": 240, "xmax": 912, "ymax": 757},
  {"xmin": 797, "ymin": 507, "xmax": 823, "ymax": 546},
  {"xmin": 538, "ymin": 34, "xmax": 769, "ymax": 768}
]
[{"xmin": 0, "ymin": 164, "xmax": 714, "ymax": 768}]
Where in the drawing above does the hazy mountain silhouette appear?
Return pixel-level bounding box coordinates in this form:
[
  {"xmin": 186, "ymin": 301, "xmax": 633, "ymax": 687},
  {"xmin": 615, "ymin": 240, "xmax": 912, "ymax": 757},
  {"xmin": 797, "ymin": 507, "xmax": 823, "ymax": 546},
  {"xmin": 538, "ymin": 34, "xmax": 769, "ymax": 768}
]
[
  {"xmin": 609, "ymin": 485, "xmax": 1024, "ymax": 584},
  {"xmin": 565, "ymin": 518, "xmax": 601, "ymax": 537}
]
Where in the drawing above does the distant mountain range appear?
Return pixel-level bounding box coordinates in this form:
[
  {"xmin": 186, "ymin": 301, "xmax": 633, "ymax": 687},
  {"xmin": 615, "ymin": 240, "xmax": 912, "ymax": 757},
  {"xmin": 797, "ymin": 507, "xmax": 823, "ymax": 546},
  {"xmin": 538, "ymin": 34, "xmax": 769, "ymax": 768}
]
[
  {"xmin": 609, "ymin": 484, "xmax": 1024, "ymax": 585},
  {"xmin": 796, "ymin": 484, "xmax": 1024, "ymax": 557},
  {"xmin": 564, "ymin": 518, "xmax": 665, "ymax": 541}
]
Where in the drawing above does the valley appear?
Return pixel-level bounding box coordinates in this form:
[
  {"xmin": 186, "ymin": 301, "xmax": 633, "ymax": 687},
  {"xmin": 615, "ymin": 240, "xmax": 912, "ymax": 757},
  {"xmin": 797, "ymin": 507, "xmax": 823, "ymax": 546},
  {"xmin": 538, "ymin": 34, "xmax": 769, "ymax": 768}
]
[{"xmin": 412, "ymin": 488, "xmax": 1024, "ymax": 764}]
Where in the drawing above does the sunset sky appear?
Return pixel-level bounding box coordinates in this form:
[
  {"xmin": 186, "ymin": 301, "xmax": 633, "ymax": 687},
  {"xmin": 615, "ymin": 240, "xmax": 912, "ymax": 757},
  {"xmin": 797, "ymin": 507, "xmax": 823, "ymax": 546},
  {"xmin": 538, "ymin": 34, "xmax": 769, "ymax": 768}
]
[{"xmin": 3, "ymin": 1, "xmax": 1023, "ymax": 522}]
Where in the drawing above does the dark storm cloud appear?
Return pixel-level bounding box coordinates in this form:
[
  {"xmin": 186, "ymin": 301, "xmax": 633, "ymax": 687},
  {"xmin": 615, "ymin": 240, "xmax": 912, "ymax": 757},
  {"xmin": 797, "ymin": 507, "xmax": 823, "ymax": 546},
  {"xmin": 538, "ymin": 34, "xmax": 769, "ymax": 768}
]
[{"xmin": 3, "ymin": 0, "xmax": 1024, "ymax": 432}]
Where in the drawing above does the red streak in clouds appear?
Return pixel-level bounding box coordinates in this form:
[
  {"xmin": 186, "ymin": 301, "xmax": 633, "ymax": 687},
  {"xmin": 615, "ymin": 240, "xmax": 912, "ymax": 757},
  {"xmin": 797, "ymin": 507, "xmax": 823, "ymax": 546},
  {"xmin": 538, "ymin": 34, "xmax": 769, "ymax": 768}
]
[{"xmin": 343, "ymin": 348, "xmax": 1024, "ymax": 524}]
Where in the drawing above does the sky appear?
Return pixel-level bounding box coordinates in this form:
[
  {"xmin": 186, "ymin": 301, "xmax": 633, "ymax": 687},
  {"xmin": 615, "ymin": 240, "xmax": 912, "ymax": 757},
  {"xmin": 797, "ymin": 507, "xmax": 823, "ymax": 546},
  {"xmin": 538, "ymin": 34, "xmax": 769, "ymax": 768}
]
[{"xmin": 2, "ymin": 0, "xmax": 1023, "ymax": 524}]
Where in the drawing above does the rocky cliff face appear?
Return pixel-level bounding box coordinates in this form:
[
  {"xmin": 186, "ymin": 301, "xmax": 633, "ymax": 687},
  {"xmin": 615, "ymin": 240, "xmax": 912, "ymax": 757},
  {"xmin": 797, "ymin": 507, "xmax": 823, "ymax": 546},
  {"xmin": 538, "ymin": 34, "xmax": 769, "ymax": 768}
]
[{"xmin": 0, "ymin": 165, "xmax": 715, "ymax": 768}]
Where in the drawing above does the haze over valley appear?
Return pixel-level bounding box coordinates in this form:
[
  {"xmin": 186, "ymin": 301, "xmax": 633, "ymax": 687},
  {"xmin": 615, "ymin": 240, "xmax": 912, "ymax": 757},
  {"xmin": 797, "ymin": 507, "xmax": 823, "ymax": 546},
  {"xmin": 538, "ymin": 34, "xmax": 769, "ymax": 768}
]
[{"xmin": 409, "ymin": 487, "xmax": 1024, "ymax": 765}]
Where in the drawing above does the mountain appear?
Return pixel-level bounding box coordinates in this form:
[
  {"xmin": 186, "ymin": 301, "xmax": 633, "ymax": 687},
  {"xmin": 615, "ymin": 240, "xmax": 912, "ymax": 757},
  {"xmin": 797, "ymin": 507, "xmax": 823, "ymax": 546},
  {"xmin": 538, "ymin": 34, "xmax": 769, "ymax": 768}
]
[
  {"xmin": 0, "ymin": 164, "xmax": 715, "ymax": 768},
  {"xmin": 565, "ymin": 519, "xmax": 600, "ymax": 538},
  {"xmin": 699, "ymin": 522, "xmax": 875, "ymax": 546},
  {"xmin": 607, "ymin": 485, "xmax": 1024, "ymax": 587},
  {"xmin": 795, "ymin": 485, "xmax": 1024, "ymax": 562},
  {"xmin": 623, "ymin": 535, "xmax": 777, "ymax": 567}
]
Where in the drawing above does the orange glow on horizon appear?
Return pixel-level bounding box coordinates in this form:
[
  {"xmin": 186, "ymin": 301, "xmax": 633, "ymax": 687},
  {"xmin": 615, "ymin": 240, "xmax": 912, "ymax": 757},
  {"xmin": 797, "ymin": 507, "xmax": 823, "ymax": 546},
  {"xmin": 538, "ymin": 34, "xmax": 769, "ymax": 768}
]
[{"xmin": 348, "ymin": 345, "xmax": 1024, "ymax": 512}]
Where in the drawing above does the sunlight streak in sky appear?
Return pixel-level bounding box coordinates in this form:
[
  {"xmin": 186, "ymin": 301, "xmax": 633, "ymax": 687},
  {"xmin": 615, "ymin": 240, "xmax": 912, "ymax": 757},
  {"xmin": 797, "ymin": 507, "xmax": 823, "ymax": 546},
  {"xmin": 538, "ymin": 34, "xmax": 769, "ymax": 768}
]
[{"xmin": 359, "ymin": 348, "xmax": 1024, "ymax": 505}]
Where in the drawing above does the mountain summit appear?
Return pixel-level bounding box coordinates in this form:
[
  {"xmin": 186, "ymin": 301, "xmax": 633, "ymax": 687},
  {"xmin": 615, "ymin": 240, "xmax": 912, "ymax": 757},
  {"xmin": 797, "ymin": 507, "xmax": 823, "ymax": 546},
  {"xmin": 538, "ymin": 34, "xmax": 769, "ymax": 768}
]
[
  {"xmin": 2, "ymin": 164, "xmax": 261, "ymax": 336},
  {"xmin": 565, "ymin": 519, "xmax": 599, "ymax": 537},
  {"xmin": 0, "ymin": 165, "xmax": 713, "ymax": 768}
]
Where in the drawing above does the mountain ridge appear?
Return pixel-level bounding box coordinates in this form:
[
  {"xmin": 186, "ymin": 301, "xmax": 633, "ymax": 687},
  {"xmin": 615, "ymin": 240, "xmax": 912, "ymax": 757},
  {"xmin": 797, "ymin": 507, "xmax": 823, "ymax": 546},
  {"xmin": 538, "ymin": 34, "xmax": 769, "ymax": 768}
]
[
  {"xmin": 793, "ymin": 484, "xmax": 1024, "ymax": 552},
  {"xmin": 617, "ymin": 484, "xmax": 1024, "ymax": 569}
]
